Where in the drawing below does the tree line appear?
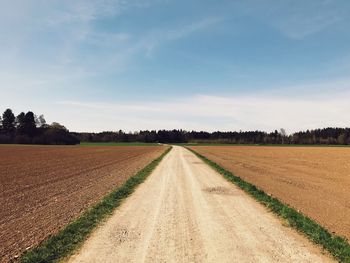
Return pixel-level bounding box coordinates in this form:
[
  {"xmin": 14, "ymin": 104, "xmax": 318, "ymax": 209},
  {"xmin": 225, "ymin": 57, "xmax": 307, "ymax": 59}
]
[
  {"xmin": 2, "ymin": 107, "xmax": 349, "ymax": 145},
  {"xmin": 75, "ymin": 128, "xmax": 350, "ymax": 145},
  {"xmin": 0, "ymin": 108, "xmax": 79, "ymax": 145}
]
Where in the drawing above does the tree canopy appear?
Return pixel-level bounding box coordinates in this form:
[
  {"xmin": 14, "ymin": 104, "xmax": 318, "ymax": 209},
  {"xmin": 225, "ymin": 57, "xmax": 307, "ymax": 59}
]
[
  {"xmin": 0, "ymin": 108, "xmax": 79, "ymax": 145},
  {"xmin": 74, "ymin": 128, "xmax": 350, "ymax": 145},
  {"xmin": 2, "ymin": 107, "xmax": 349, "ymax": 145}
]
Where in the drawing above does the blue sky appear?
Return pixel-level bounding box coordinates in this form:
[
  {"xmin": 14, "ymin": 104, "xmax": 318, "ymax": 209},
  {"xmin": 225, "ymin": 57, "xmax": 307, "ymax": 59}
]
[{"xmin": 1, "ymin": 0, "xmax": 350, "ymax": 132}]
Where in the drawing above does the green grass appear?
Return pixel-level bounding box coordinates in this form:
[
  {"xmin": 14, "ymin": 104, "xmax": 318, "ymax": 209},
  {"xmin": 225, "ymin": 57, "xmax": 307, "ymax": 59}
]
[
  {"xmin": 79, "ymin": 142, "xmax": 161, "ymax": 146},
  {"xmin": 20, "ymin": 146, "xmax": 172, "ymax": 263},
  {"xmin": 175, "ymin": 143, "xmax": 350, "ymax": 147},
  {"xmin": 187, "ymin": 147, "xmax": 350, "ymax": 263}
]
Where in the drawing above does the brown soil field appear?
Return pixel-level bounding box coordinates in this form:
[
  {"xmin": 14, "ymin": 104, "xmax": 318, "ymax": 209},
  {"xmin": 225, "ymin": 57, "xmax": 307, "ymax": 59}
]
[
  {"xmin": 189, "ymin": 146, "xmax": 350, "ymax": 241},
  {"xmin": 0, "ymin": 145, "xmax": 166, "ymax": 263}
]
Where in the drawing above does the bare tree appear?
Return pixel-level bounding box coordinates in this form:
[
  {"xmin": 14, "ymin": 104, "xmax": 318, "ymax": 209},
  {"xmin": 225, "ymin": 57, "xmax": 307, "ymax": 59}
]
[
  {"xmin": 280, "ymin": 128, "xmax": 287, "ymax": 144},
  {"xmin": 35, "ymin": 114, "xmax": 47, "ymax": 127}
]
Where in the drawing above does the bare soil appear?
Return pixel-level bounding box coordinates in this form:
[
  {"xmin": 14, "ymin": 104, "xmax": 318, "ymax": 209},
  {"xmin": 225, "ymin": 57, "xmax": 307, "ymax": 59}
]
[
  {"xmin": 0, "ymin": 145, "xmax": 165, "ymax": 263},
  {"xmin": 189, "ymin": 146, "xmax": 350, "ymax": 241},
  {"xmin": 68, "ymin": 146, "xmax": 333, "ymax": 263}
]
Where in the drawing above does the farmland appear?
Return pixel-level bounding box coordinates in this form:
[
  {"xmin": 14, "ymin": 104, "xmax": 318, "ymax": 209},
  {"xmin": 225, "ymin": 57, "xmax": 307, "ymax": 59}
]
[
  {"xmin": 189, "ymin": 146, "xmax": 350, "ymax": 241},
  {"xmin": 67, "ymin": 146, "xmax": 332, "ymax": 263},
  {"xmin": 0, "ymin": 145, "xmax": 166, "ymax": 262}
]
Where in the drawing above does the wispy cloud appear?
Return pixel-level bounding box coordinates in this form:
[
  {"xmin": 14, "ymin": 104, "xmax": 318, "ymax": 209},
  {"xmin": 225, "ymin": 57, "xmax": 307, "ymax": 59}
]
[
  {"xmin": 275, "ymin": 11, "xmax": 341, "ymax": 39},
  {"xmin": 239, "ymin": 0, "xmax": 346, "ymax": 39},
  {"xmin": 135, "ymin": 16, "xmax": 225, "ymax": 56},
  {"xmin": 167, "ymin": 17, "xmax": 224, "ymax": 40},
  {"xmin": 0, "ymin": 1, "xmax": 224, "ymax": 86}
]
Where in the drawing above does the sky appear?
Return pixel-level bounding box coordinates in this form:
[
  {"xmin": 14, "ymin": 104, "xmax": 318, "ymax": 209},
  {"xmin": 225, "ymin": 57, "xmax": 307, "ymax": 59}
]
[{"xmin": 1, "ymin": 0, "xmax": 350, "ymax": 133}]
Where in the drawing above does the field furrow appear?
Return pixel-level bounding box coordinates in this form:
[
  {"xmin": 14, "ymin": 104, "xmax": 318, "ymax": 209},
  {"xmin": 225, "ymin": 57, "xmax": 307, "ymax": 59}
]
[{"xmin": 0, "ymin": 145, "xmax": 165, "ymax": 263}]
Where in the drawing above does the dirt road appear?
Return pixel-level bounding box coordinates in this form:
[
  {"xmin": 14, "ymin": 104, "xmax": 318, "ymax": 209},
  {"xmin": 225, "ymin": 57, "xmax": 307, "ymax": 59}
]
[{"xmin": 68, "ymin": 146, "xmax": 332, "ymax": 263}]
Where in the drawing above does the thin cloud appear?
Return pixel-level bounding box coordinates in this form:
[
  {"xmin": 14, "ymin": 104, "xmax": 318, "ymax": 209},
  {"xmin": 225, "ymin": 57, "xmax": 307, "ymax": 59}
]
[
  {"xmin": 167, "ymin": 17, "xmax": 225, "ymax": 40},
  {"xmin": 55, "ymin": 90, "xmax": 350, "ymax": 133},
  {"xmin": 137, "ymin": 16, "xmax": 225, "ymax": 56},
  {"xmin": 239, "ymin": 0, "xmax": 346, "ymax": 39},
  {"xmin": 0, "ymin": 1, "xmax": 224, "ymax": 84}
]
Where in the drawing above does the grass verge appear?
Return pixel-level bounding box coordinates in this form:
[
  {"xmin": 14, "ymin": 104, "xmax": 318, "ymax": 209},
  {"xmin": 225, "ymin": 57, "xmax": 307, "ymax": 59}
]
[
  {"xmin": 20, "ymin": 146, "xmax": 172, "ymax": 263},
  {"xmin": 187, "ymin": 147, "xmax": 350, "ymax": 263},
  {"xmin": 79, "ymin": 142, "xmax": 161, "ymax": 146},
  {"xmin": 174, "ymin": 143, "xmax": 350, "ymax": 147}
]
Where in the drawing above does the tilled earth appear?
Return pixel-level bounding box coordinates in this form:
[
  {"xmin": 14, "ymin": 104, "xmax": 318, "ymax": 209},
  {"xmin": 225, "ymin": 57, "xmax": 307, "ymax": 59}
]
[
  {"xmin": 0, "ymin": 145, "xmax": 165, "ymax": 263},
  {"xmin": 189, "ymin": 146, "xmax": 350, "ymax": 241}
]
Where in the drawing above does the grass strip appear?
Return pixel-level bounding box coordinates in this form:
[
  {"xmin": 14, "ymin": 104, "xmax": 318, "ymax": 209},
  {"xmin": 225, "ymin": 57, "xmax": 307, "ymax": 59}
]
[
  {"xmin": 20, "ymin": 146, "xmax": 172, "ymax": 263},
  {"xmin": 79, "ymin": 142, "xmax": 161, "ymax": 146},
  {"xmin": 174, "ymin": 143, "xmax": 350, "ymax": 147},
  {"xmin": 187, "ymin": 147, "xmax": 350, "ymax": 263}
]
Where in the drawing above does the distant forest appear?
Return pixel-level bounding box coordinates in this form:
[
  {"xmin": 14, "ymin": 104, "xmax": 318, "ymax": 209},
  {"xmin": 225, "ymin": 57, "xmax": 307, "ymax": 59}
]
[
  {"xmin": 75, "ymin": 127, "xmax": 350, "ymax": 145},
  {"xmin": 0, "ymin": 108, "xmax": 79, "ymax": 145},
  {"xmin": 2, "ymin": 108, "xmax": 350, "ymax": 145}
]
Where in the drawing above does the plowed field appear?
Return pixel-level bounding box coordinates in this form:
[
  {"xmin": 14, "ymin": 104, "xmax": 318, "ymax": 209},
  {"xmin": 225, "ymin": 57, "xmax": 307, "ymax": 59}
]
[
  {"xmin": 0, "ymin": 145, "xmax": 165, "ymax": 263},
  {"xmin": 189, "ymin": 146, "xmax": 350, "ymax": 241}
]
